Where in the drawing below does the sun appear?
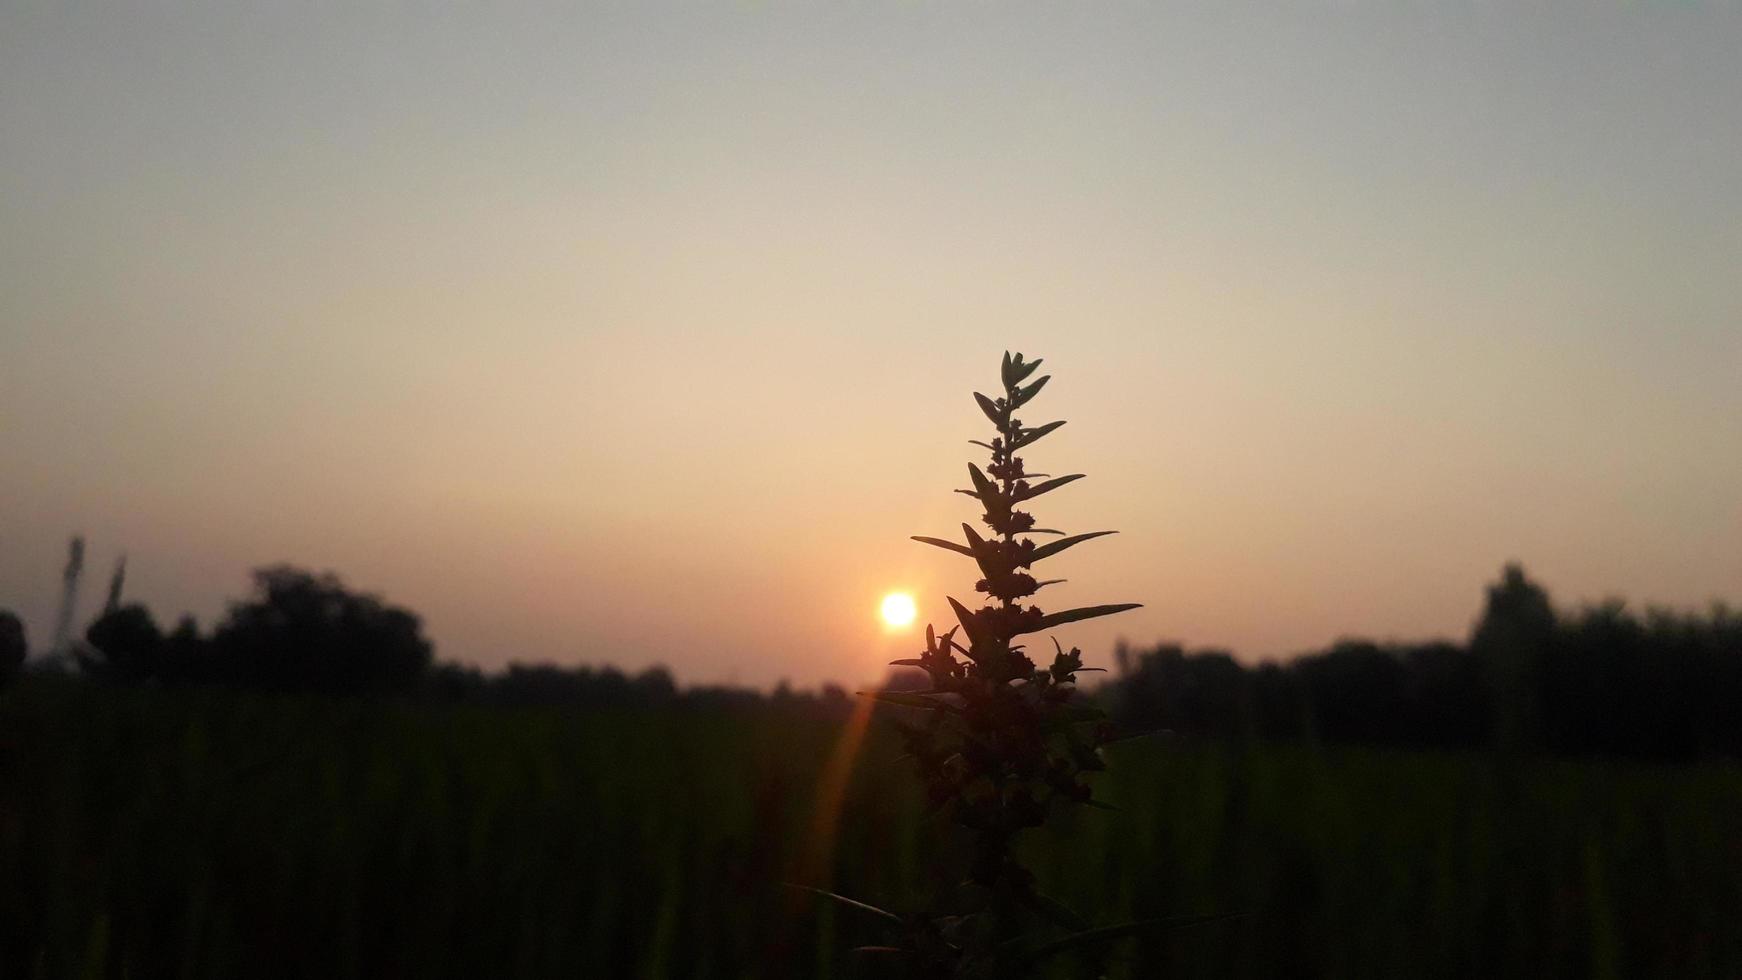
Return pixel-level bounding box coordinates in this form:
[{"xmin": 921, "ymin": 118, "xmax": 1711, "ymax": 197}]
[{"xmin": 880, "ymin": 592, "xmax": 917, "ymax": 629}]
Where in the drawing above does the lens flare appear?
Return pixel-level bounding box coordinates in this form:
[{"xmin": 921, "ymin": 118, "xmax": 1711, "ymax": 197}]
[{"xmin": 880, "ymin": 592, "xmax": 917, "ymax": 628}]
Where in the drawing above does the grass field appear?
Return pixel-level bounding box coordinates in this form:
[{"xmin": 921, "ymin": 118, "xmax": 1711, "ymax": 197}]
[{"xmin": 4, "ymin": 677, "xmax": 1740, "ymax": 979}]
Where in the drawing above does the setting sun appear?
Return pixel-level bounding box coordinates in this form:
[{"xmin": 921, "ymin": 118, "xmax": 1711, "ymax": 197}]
[{"xmin": 880, "ymin": 592, "xmax": 917, "ymax": 629}]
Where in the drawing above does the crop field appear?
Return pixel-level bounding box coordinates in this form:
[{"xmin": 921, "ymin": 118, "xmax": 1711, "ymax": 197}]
[{"xmin": 3, "ymin": 678, "xmax": 1740, "ymax": 979}]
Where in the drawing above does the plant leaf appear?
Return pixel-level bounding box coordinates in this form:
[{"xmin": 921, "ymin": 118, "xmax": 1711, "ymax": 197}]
[
  {"xmin": 1011, "ymin": 375, "xmax": 1050, "ymax": 409},
  {"xmin": 1028, "ymin": 531, "xmax": 1118, "ymax": 563},
  {"xmin": 860, "ymin": 690, "xmax": 957, "ymax": 712},
  {"xmin": 1013, "ymin": 474, "xmax": 1084, "ymax": 502},
  {"xmin": 911, "ymin": 535, "xmax": 973, "ymax": 557},
  {"xmin": 783, "ymin": 884, "xmax": 904, "ymax": 924},
  {"xmin": 1013, "ymin": 419, "xmax": 1065, "ymax": 449},
  {"xmin": 973, "ymin": 392, "xmax": 1003, "ymax": 426},
  {"xmin": 888, "ymin": 659, "xmax": 927, "ymax": 667},
  {"xmin": 947, "ymin": 596, "xmax": 986, "ymax": 646},
  {"xmin": 1102, "ymin": 729, "xmax": 1175, "ymax": 748},
  {"xmin": 960, "ymin": 522, "xmax": 985, "ymax": 549},
  {"xmin": 1021, "ymin": 889, "xmax": 1090, "ymax": 932},
  {"xmin": 1018, "ymin": 603, "xmax": 1143, "ymax": 633},
  {"xmin": 1006, "ymin": 355, "xmax": 1042, "ymax": 387},
  {"xmin": 967, "ymin": 464, "xmax": 1006, "ymax": 515}
]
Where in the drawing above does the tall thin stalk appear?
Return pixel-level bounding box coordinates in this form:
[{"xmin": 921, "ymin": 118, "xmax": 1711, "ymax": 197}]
[{"xmin": 849, "ymin": 351, "xmax": 1143, "ymax": 977}]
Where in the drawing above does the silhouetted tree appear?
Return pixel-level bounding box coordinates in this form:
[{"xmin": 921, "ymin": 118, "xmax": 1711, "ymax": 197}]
[
  {"xmin": 207, "ymin": 566, "xmax": 432, "ymax": 695},
  {"xmin": 486, "ymin": 663, "xmax": 678, "ymax": 708},
  {"xmin": 1112, "ymin": 642, "xmax": 1251, "ymax": 739},
  {"xmin": 1250, "ymin": 662, "xmax": 1309, "ymax": 740},
  {"xmin": 1294, "ymin": 640, "xmax": 1411, "ymax": 745},
  {"xmin": 0, "ymin": 610, "xmax": 25, "ymax": 687},
  {"xmin": 1398, "ymin": 641, "xmax": 1489, "ymax": 748},
  {"xmin": 1471, "ymin": 563, "xmax": 1555, "ymax": 751},
  {"xmin": 425, "ymin": 661, "xmax": 488, "ymax": 700},
  {"xmin": 82, "ymin": 604, "xmax": 165, "ymax": 683},
  {"xmin": 157, "ymin": 615, "xmax": 210, "ymax": 684}
]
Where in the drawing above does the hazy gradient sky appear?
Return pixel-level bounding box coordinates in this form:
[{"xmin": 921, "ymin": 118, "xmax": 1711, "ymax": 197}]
[{"xmin": 3, "ymin": 2, "xmax": 1739, "ymax": 687}]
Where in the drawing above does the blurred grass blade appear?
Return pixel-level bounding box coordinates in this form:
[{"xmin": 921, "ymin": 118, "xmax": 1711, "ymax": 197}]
[
  {"xmin": 784, "ymin": 884, "xmax": 904, "ymax": 924},
  {"xmin": 1007, "ymin": 911, "xmax": 1249, "ymax": 965}
]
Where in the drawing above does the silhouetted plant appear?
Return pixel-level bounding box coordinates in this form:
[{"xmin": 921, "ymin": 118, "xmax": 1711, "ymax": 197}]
[{"xmin": 826, "ymin": 352, "xmax": 1151, "ymax": 978}]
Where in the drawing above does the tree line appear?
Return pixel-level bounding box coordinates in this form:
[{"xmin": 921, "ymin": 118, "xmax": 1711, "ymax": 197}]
[
  {"xmin": 1109, "ymin": 564, "xmax": 1742, "ymax": 761},
  {"xmin": 4, "ymin": 562, "xmax": 1738, "ymax": 761},
  {"xmin": 0, "ymin": 564, "xmax": 841, "ymax": 712}
]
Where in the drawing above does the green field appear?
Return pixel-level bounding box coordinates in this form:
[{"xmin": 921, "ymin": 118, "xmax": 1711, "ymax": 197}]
[{"xmin": 4, "ymin": 678, "xmax": 1739, "ymax": 979}]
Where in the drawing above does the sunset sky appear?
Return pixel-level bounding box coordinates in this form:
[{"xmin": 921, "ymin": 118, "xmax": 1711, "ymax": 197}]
[{"xmin": 3, "ymin": 3, "xmax": 1739, "ymax": 687}]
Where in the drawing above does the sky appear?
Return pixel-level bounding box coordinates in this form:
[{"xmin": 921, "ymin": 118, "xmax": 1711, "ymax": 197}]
[{"xmin": 3, "ymin": 2, "xmax": 1739, "ymax": 688}]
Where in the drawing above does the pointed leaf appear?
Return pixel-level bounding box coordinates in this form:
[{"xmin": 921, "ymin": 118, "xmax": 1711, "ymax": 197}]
[
  {"xmin": 1006, "ymin": 356, "xmax": 1042, "ymax": 387},
  {"xmin": 860, "ymin": 691, "xmax": 958, "ymax": 713},
  {"xmin": 1029, "ymin": 531, "xmax": 1117, "ymax": 563},
  {"xmin": 912, "ymin": 535, "xmax": 973, "ymax": 557},
  {"xmin": 968, "ymin": 439, "xmax": 996, "ymax": 450},
  {"xmin": 973, "ymin": 392, "xmax": 1003, "ymax": 426},
  {"xmin": 960, "ymin": 522, "xmax": 985, "ymax": 549},
  {"xmin": 967, "ymin": 464, "xmax": 1005, "ymax": 514},
  {"xmin": 1102, "ymin": 729, "xmax": 1175, "ymax": 748},
  {"xmin": 784, "ymin": 884, "xmax": 903, "ymax": 924},
  {"xmin": 1011, "ymin": 375, "xmax": 1050, "ymax": 409},
  {"xmin": 1024, "ymin": 532, "xmax": 1121, "ymax": 563},
  {"xmin": 1013, "ymin": 419, "xmax": 1066, "ymax": 449},
  {"xmin": 1018, "ymin": 603, "xmax": 1143, "ymax": 633},
  {"xmin": 1000, "ymin": 350, "xmax": 1014, "ymax": 387},
  {"xmin": 1014, "ymin": 474, "xmax": 1084, "ymax": 502},
  {"xmin": 947, "ymin": 596, "xmax": 986, "ymax": 645},
  {"xmin": 888, "ymin": 659, "xmax": 927, "ymax": 667},
  {"xmin": 1021, "ymin": 890, "xmax": 1090, "ymax": 932}
]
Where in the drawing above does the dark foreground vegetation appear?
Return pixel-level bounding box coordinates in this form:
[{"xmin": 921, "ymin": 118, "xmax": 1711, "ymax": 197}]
[
  {"xmin": 3, "ymin": 676, "xmax": 1739, "ymax": 979},
  {"xmin": 4, "ymin": 549, "xmax": 1740, "ymax": 976}
]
